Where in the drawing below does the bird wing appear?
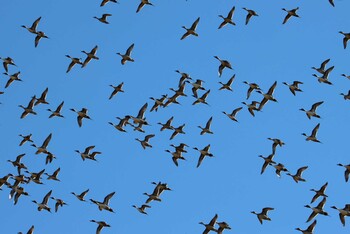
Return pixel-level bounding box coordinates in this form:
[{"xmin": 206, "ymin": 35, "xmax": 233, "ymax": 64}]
[
  {"xmin": 282, "ymin": 13, "xmax": 292, "ymax": 24},
  {"xmin": 136, "ymin": 2, "xmax": 145, "ymax": 13},
  {"xmin": 103, "ymin": 191, "xmax": 115, "ymax": 205},
  {"xmin": 245, "ymin": 13, "xmax": 252, "ymax": 25},
  {"xmin": 311, "ymin": 123, "xmax": 320, "ymax": 137},
  {"xmin": 136, "ymin": 103, "xmax": 148, "ymax": 119},
  {"xmin": 56, "ymin": 101, "xmax": 64, "ymax": 112},
  {"xmin": 306, "ymin": 211, "xmax": 317, "ymax": 222},
  {"xmin": 209, "ymin": 214, "xmax": 218, "ymax": 226},
  {"xmin": 190, "ymin": 17, "xmax": 200, "ymax": 30},
  {"xmin": 42, "ymin": 133, "xmax": 52, "ymax": 148},
  {"xmin": 227, "ymin": 6, "xmax": 235, "ymax": 19},
  {"xmin": 296, "ymin": 166, "xmax": 308, "ymax": 176},
  {"xmin": 311, "ymin": 101, "xmax": 323, "ymax": 112},
  {"xmin": 42, "ymin": 190, "xmax": 52, "ymax": 204},
  {"xmin": 126, "ymin": 43, "xmax": 134, "ymax": 56},
  {"xmin": 31, "ymin": 17, "xmax": 42, "ymax": 31}
]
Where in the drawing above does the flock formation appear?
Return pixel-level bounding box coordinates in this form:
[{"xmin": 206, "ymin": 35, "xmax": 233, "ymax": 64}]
[{"xmin": 1, "ymin": 0, "xmax": 350, "ymax": 233}]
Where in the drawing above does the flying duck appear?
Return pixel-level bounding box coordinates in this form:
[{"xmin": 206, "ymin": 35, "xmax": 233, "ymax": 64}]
[
  {"xmin": 181, "ymin": 17, "xmax": 200, "ymax": 40},
  {"xmin": 117, "ymin": 43, "xmax": 134, "ymax": 65},
  {"xmin": 282, "ymin": 7, "xmax": 300, "ymax": 24},
  {"xmin": 302, "ymin": 123, "xmax": 321, "ymax": 143},
  {"xmin": 251, "ymin": 207, "xmax": 274, "ymax": 224},
  {"xmin": 242, "ymin": 7, "xmax": 258, "ymax": 25},
  {"xmin": 47, "ymin": 101, "xmax": 64, "ymax": 118},
  {"xmin": 90, "ymin": 191, "xmax": 116, "ymax": 213},
  {"xmin": 81, "ymin": 45, "xmax": 99, "ymax": 68},
  {"xmin": 218, "ymin": 6, "xmax": 236, "ymax": 29}
]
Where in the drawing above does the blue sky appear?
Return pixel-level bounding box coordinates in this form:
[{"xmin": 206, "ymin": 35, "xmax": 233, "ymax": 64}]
[{"xmin": 1, "ymin": 0, "xmax": 350, "ymax": 233}]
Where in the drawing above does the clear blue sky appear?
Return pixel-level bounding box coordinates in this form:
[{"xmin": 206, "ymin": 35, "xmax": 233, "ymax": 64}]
[{"xmin": 1, "ymin": 0, "xmax": 350, "ymax": 233}]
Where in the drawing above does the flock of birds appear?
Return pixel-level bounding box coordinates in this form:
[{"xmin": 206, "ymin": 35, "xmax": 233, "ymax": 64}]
[{"xmin": 1, "ymin": 0, "xmax": 350, "ymax": 233}]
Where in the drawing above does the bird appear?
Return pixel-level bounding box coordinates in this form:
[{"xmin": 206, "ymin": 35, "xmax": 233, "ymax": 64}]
[
  {"xmin": 222, "ymin": 107, "xmax": 243, "ymax": 122},
  {"xmin": 135, "ymin": 134, "xmax": 155, "ymax": 149},
  {"xmin": 302, "ymin": 123, "xmax": 321, "ymax": 143},
  {"xmin": 282, "ymin": 81, "xmax": 303, "ymax": 96},
  {"xmin": 198, "ymin": 117, "xmax": 213, "ymax": 135},
  {"xmin": 199, "ymin": 214, "xmax": 218, "ymax": 234},
  {"xmin": 341, "ymin": 74, "xmax": 350, "ymax": 80},
  {"xmin": 94, "ymin": 14, "xmax": 112, "ymax": 24},
  {"xmin": 218, "ymin": 6, "xmax": 236, "ymax": 29},
  {"xmin": 143, "ymin": 192, "xmax": 161, "ymax": 203},
  {"xmin": 18, "ymin": 225, "xmax": 35, "ymax": 234},
  {"xmin": 25, "ymin": 168, "xmax": 45, "ymax": 184},
  {"xmin": 194, "ymin": 144, "xmax": 214, "ymax": 168},
  {"xmin": 273, "ymin": 163, "xmax": 288, "ymax": 177},
  {"xmin": 242, "ymin": 7, "xmax": 258, "ymax": 25},
  {"xmin": 150, "ymin": 94, "xmax": 167, "ymax": 112},
  {"xmin": 7, "ymin": 153, "xmax": 27, "ymax": 175},
  {"xmin": 50, "ymin": 197, "xmax": 68, "ymax": 212},
  {"xmin": 70, "ymin": 108, "xmax": 92, "ymax": 127},
  {"xmin": 163, "ymin": 93, "xmax": 182, "ymax": 107},
  {"xmin": 75, "ymin": 145, "xmax": 96, "ymax": 161},
  {"xmin": 34, "ymin": 31, "xmax": 49, "ymax": 47},
  {"xmin": 19, "ymin": 133, "xmax": 33, "ymax": 146},
  {"xmin": 65, "ymin": 55, "xmax": 83, "ymax": 73},
  {"xmin": 0, "ymin": 57, "xmax": 16, "ymax": 72},
  {"xmin": 100, "ymin": 0, "xmax": 118, "ymax": 6},
  {"xmin": 214, "ymin": 56, "xmax": 232, "ymax": 77},
  {"xmin": 186, "ymin": 79, "xmax": 206, "ymax": 98},
  {"xmin": 181, "ymin": 17, "xmax": 200, "ymax": 40},
  {"xmin": 136, "ymin": 0, "xmax": 154, "ymax": 13},
  {"xmin": 170, "ymin": 143, "xmax": 189, "ymax": 153},
  {"xmin": 90, "ymin": 191, "xmax": 116, "ymax": 213},
  {"xmin": 45, "ymin": 152, "xmax": 56, "ymax": 165},
  {"xmin": 282, "ymin": 7, "xmax": 300, "ymax": 24},
  {"xmin": 31, "ymin": 133, "xmax": 52, "ymax": 154},
  {"xmin": 257, "ymin": 81, "xmax": 278, "ymax": 111},
  {"xmin": 299, "ymin": 101, "xmax": 323, "ymax": 119},
  {"xmin": 311, "ymin": 58, "xmax": 330, "ymax": 74},
  {"xmin": 34, "ymin": 87, "xmax": 49, "ymax": 106},
  {"xmin": 217, "ymin": 221, "xmax": 231, "ymax": 234},
  {"xmin": 44, "ymin": 167, "xmax": 61, "ymax": 181},
  {"xmin": 259, "ymin": 153, "xmax": 276, "ymax": 174},
  {"xmin": 169, "ymin": 82, "xmax": 187, "ymax": 97},
  {"xmin": 3, "ymin": 71, "xmax": 22, "ymax": 88},
  {"xmin": 117, "ymin": 43, "xmax": 134, "ymax": 65},
  {"xmin": 331, "ymin": 204, "xmax": 350, "ymax": 226},
  {"xmin": 251, "ymin": 207, "xmax": 274, "ymax": 224},
  {"xmin": 86, "ymin": 151, "xmax": 102, "ymax": 161},
  {"xmin": 339, "ymin": 31, "xmax": 350, "ymax": 49},
  {"xmin": 109, "ymin": 82, "xmax": 124, "ymax": 100},
  {"xmin": 175, "ymin": 70, "xmax": 192, "ymax": 87},
  {"xmin": 304, "ymin": 197, "xmax": 329, "ymax": 222},
  {"xmin": 243, "ymin": 81, "xmax": 261, "ymax": 99},
  {"xmin": 47, "ymin": 101, "xmax": 64, "ymax": 118},
  {"xmin": 32, "ymin": 190, "xmax": 52, "ymax": 212},
  {"xmin": 133, "ymin": 204, "xmax": 151, "ymax": 215},
  {"xmin": 241, "ymin": 101, "xmax": 260, "ymax": 117},
  {"xmin": 150, "ymin": 181, "xmax": 172, "ymax": 196},
  {"xmin": 21, "ymin": 17, "xmax": 41, "ymax": 34},
  {"xmin": 218, "ymin": 75, "xmax": 235, "ymax": 91},
  {"xmin": 90, "ymin": 220, "xmax": 111, "ymax": 234},
  {"xmin": 170, "ymin": 124, "xmax": 185, "ymax": 140},
  {"xmin": 310, "ymin": 182, "xmax": 328, "ymax": 203},
  {"xmin": 192, "ymin": 89, "xmax": 210, "ymax": 105},
  {"xmin": 286, "ymin": 166, "xmax": 308, "ymax": 183},
  {"xmin": 71, "ymin": 189, "xmax": 89, "ymax": 202},
  {"xmin": 165, "ymin": 149, "xmax": 186, "ymax": 167},
  {"xmin": 267, "ymin": 138, "xmax": 285, "ymax": 154},
  {"xmin": 295, "ymin": 220, "xmax": 317, "ymax": 234},
  {"xmin": 312, "ymin": 66, "xmax": 334, "ymax": 85},
  {"xmin": 81, "ymin": 45, "xmax": 99, "ymax": 68},
  {"xmin": 337, "ymin": 163, "xmax": 350, "ymax": 182},
  {"xmin": 130, "ymin": 102, "xmax": 148, "ymax": 125}
]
